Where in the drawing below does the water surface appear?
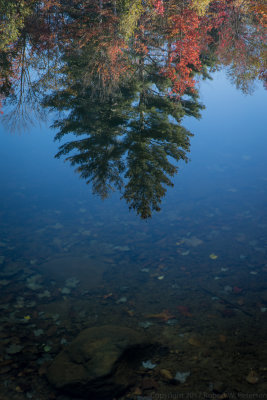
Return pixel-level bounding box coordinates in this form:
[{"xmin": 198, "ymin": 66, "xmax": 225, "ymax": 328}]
[{"xmin": 0, "ymin": 1, "xmax": 266, "ymax": 398}]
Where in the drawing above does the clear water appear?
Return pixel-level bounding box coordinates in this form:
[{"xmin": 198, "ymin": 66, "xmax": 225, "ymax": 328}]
[{"xmin": 0, "ymin": 72, "xmax": 267, "ymax": 397}]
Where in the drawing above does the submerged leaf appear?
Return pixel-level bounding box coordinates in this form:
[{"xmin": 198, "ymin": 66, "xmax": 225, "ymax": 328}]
[{"xmin": 209, "ymin": 253, "xmax": 218, "ymax": 260}]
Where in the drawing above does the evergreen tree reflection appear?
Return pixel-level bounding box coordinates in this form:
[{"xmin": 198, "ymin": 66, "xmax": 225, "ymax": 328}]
[{"xmin": 44, "ymin": 45, "xmax": 204, "ymax": 218}]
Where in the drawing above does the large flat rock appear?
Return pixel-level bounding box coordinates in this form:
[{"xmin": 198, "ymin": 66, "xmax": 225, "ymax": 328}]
[{"xmin": 47, "ymin": 325, "xmax": 152, "ymax": 399}]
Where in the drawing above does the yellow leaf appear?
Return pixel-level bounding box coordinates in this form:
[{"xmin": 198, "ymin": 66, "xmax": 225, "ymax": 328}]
[{"xmin": 209, "ymin": 253, "xmax": 218, "ymax": 260}]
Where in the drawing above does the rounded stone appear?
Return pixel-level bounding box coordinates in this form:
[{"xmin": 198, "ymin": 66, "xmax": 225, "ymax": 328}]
[{"xmin": 46, "ymin": 325, "xmax": 153, "ymax": 399}]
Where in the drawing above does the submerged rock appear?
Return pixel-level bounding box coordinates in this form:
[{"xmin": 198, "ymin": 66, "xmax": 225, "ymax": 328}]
[
  {"xmin": 114, "ymin": 245, "xmax": 130, "ymax": 252},
  {"xmin": 182, "ymin": 236, "xmax": 203, "ymax": 247},
  {"xmin": 0, "ymin": 263, "xmax": 23, "ymax": 277},
  {"xmin": 138, "ymin": 321, "xmax": 153, "ymax": 329},
  {"xmin": 224, "ymin": 285, "xmax": 232, "ymax": 293},
  {"xmin": 33, "ymin": 329, "xmax": 44, "ymax": 337},
  {"xmin": 61, "ymin": 287, "xmax": 71, "ymax": 294},
  {"xmin": 116, "ymin": 296, "xmax": 127, "ymax": 304},
  {"xmin": 6, "ymin": 344, "xmax": 24, "ymax": 355},
  {"xmin": 65, "ymin": 277, "xmax": 80, "ymax": 288},
  {"xmin": 246, "ymin": 370, "xmax": 259, "ymax": 384},
  {"xmin": 46, "ymin": 325, "xmax": 154, "ymax": 399},
  {"xmin": 26, "ymin": 275, "xmax": 42, "ymax": 290},
  {"xmin": 160, "ymin": 369, "xmax": 173, "ymax": 380}
]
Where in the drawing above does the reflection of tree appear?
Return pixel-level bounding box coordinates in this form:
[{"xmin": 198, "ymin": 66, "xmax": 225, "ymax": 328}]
[
  {"xmin": 211, "ymin": 0, "xmax": 267, "ymax": 93},
  {"xmin": 123, "ymin": 113, "xmax": 192, "ymax": 218},
  {"xmin": 1, "ymin": 36, "xmax": 44, "ymax": 130},
  {"xmin": 0, "ymin": 0, "xmax": 266, "ymax": 117},
  {"xmin": 0, "ymin": 1, "xmax": 62, "ymax": 125},
  {"xmin": 50, "ymin": 84, "xmax": 129, "ymax": 199},
  {"xmin": 44, "ymin": 43, "xmax": 203, "ymax": 218},
  {"xmin": 0, "ymin": 0, "xmax": 31, "ymax": 51},
  {"xmin": 0, "ymin": 0, "xmax": 266, "ymax": 215}
]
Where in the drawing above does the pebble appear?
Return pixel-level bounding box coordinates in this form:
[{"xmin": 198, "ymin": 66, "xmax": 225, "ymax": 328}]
[
  {"xmin": 61, "ymin": 287, "xmax": 71, "ymax": 294},
  {"xmin": 138, "ymin": 321, "xmax": 153, "ymax": 329},
  {"xmin": 65, "ymin": 277, "xmax": 80, "ymax": 288},
  {"xmin": 0, "ymin": 264, "xmax": 22, "ymax": 277},
  {"xmin": 166, "ymin": 319, "xmax": 178, "ymax": 326},
  {"xmin": 132, "ymin": 387, "xmax": 142, "ymax": 396},
  {"xmin": 0, "ymin": 280, "xmax": 10, "ymax": 286},
  {"xmin": 141, "ymin": 377, "xmax": 158, "ymax": 390},
  {"xmin": 116, "ymin": 296, "xmax": 127, "ymax": 304},
  {"xmin": 26, "ymin": 275, "xmax": 42, "ymax": 291},
  {"xmin": 212, "ymin": 381, "xmax": 226, "ymax": 393},
  {"xmin": 224, "ymin": 285, "xmax": 232, "ymax": 293},
  {"xmin": 33, "ymin": 329, "xmax": 44, "ymax": 337},
  {"xmin": 0, "ymin": 366, "xmax": 11, "ymax": 374},
  {"xmin": 6, "ymin": 344, "xmax": 24, "ymax": 354},
  {"xmin": 182, "ymin": 236, "xmax": 203, "ymax": 247},
  {"xmin": 160, "ymin": 369, "xmax": 173, "ymax": 380},
  {"xmin": 114, "ymin": 246, "xmax": 130, "ymax": 252},
  {"xmin": 140, "ymin": 268, "xmax": 150, "ymax": 273},
  {"xmin": 246, "ymin": 370, "xmax": 259, "ymax": 384},
  {"xmin": 37, "ymin": 290, "xmax": 51, "ymax": 298}
]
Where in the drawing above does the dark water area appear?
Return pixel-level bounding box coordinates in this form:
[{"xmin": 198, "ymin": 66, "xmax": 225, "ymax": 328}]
[{"xmin": 0, "ymin": 1, "xmax": 267, "ymax": 399}]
